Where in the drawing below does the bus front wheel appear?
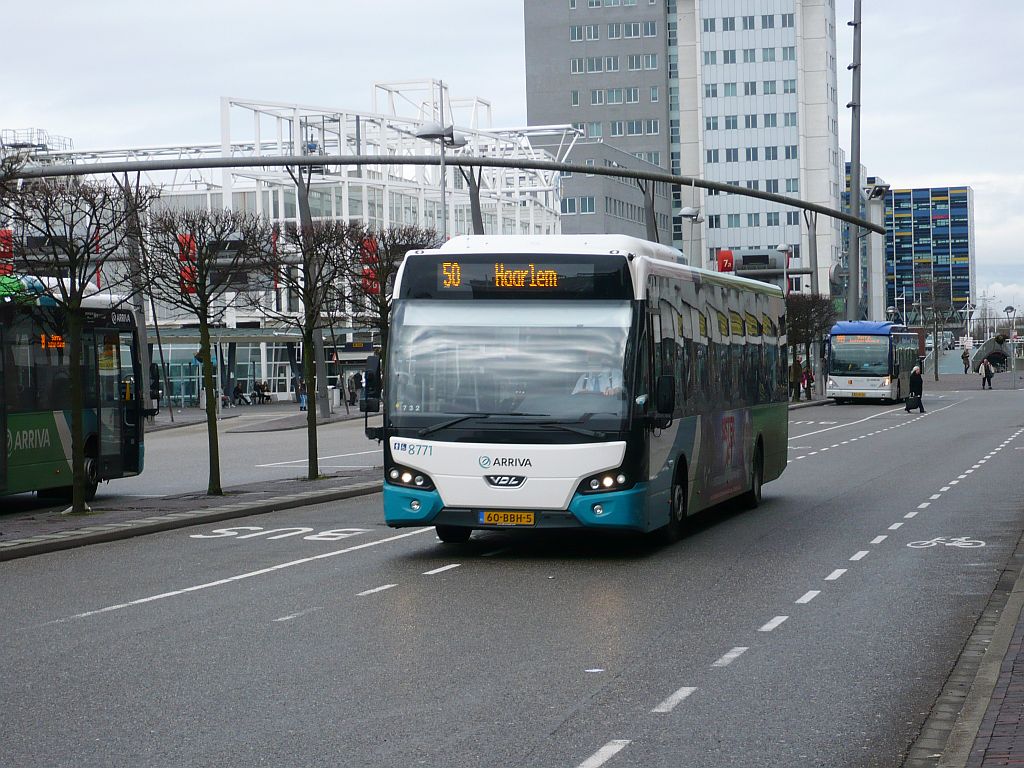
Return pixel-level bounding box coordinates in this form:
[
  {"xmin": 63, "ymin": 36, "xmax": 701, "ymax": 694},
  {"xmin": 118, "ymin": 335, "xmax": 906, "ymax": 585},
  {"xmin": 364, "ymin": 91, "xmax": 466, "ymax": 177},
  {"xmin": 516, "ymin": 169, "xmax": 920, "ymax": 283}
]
[
  {"xmin": 436, "ymin": 525, "xmax": 472, "ymax": 544},
  {"xmin": 654, "ymin": 475, "xmax": 688, "ymax": 545}
]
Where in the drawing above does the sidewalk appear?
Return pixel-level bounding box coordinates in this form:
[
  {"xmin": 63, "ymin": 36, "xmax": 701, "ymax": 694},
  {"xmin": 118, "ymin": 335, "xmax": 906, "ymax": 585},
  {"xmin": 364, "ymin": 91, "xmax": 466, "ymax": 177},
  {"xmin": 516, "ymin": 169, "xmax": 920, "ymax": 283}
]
[{"xmin": 146, "ymin": 400, "xmax": 366, "ymax": 433}]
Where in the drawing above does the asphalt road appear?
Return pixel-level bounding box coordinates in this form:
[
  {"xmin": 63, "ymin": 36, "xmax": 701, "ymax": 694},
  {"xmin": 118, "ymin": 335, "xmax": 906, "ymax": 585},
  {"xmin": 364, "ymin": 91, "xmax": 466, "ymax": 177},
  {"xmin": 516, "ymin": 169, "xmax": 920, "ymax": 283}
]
[{"xmin": 2, "ymin": 391, "xmax": 1023, "ymax": 767}]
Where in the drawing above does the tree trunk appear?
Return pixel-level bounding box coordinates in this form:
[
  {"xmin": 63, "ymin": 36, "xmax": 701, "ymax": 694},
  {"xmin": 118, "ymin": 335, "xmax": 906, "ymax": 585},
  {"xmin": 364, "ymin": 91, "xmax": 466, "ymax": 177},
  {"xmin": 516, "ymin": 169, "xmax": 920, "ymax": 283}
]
[
  {"xmin": 199, "ymin": 321, "xmax": 223, "ymax": 495},
  {"xmin": 67, "ymin": 308, "xmax": 88, "ymax": 514},
  {"xmin": 302, "ymin": 328, "xmax": 319, "ymax": 480}
]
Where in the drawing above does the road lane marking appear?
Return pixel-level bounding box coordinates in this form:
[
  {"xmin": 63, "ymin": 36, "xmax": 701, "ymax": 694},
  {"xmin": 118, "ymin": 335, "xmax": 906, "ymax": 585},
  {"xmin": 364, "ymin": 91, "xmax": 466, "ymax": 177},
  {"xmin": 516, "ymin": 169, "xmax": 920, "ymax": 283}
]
[
  {"xmin": 929, "ymin": 494, "xmax": 942, "ymax": 500},
  {"xmin": 652, "ymin": 686, "xmax": 698, "ymax": 713},
  {"xmin": 825, "ymin": 569, "xmax": 847, "ymax": 580},
  {"xmin": 795, "ymin": 590, "xmax": 820, "ymax": 604},
  {"xmin": 889, "ymin": 523, "xmax": 904, "ymax": 530},
  {"xmin": 940, "ymin": 486, "xmax": 951, "ymax": 491},
  {"xmin": 905, "ymin": 511, "xmax": 919, "ymax": 518},
  {"xmin": 712, "ymin": 647, "xmax": 748, "ymax": 667},
  {"xmin": 273, "ymin": 607, "xmax": 322, "ymax": 622},
  {"xmin": 255, "ymin": 449, "xmax": 383, "ymax": 468},
  {"xmin": 423, "ymin": 564, "xmax": 461, "ymax": 575},
  {"xmin": 871, "ymin": 535, "xmax": 888, "ymax": 544},
  {"xmin": 918, "ymin": 502, "xmax": 931, "ymax": 509},
  {"xmin": 759, "ymin": 616, "xmax": 789, "ymax": 632},
  {"xmin": 577, "ymin": 740, "xmax": 631, "ymax": 768},
  {"xmin": 850, "ymin": 550, "xmax": 869, "ymax": 561},
  {"xmin": 46, "ymin": 528, "xmax": 433, "ymax": 624},
  {"xmin": 358, "ymin": 584, "xmax": 397, "ymax": 596},
  {"xmin": 788, "ymin": 407, "xmax": 904, "ymax": 440}
]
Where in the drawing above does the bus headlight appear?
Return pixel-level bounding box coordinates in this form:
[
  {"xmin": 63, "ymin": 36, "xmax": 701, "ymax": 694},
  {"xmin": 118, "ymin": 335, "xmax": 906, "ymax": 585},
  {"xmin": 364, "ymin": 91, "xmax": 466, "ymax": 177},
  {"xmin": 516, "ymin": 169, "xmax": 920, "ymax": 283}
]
[
  {"xmin": 578, "ymin": 468, "xmax": 634, "ymax": 494},
  {"xmin": 882, "ymin": 376, "xmax": 891, "ymax": 386},
  {"xmin": 386, "ymin": 463, "xmax": 435, "ymax": 491},
  {"xmin": 827, "ymin": 378, "xmax": 836, "ymax": 388}
]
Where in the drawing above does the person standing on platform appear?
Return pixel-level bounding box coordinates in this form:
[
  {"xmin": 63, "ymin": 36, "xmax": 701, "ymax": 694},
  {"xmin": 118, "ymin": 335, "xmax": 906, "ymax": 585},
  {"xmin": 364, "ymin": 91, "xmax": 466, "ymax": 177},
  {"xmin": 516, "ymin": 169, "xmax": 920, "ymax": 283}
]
[{"xmin": 961, "ymin": 348, "xmax": 970, "ymax": 374}]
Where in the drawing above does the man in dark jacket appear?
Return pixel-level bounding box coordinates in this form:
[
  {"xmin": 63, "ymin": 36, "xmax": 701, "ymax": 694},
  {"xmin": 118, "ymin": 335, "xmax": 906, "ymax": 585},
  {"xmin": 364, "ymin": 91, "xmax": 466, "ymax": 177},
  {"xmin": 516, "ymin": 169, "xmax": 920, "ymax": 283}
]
[{"xmin": 906, "ymin": 365, "xmax": 925, "ymax": 413}]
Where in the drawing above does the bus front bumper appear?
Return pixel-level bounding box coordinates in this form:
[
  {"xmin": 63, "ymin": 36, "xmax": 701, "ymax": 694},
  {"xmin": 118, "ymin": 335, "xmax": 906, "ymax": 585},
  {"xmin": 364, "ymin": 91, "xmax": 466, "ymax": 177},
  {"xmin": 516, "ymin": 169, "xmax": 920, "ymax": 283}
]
[{"xmin": 384, "ymin": 482, "xmax": 650, "ymax": 531}]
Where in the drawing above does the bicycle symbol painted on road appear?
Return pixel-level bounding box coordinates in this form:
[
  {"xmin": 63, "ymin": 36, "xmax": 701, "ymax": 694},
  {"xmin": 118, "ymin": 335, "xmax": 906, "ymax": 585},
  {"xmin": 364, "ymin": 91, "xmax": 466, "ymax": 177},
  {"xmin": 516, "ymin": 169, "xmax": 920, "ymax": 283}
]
[{"xmin": 907, "ymin": 536, "xmax": 986, "ymax": 549}]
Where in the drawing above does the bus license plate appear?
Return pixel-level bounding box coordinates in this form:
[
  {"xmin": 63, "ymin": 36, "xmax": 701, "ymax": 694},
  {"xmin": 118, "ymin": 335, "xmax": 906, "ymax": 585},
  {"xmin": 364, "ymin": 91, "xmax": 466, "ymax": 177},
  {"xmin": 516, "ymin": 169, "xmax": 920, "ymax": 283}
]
[
  {"xmin": 852, "ymin": 392, "xmax": 865, "ymax": 397},
  {"xmin": 479, "ymin": 511, "xmax": 535, "ymax": 526}
]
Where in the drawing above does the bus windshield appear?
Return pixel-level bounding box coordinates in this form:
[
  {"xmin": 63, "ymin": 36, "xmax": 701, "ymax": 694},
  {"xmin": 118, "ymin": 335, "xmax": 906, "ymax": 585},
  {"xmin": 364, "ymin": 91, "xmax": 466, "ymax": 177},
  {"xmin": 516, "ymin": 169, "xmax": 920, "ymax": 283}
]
[
  {"xmin": 387, "ymin": 300, "xmax": 633, "ymax": 431},
  {"xmin": 830, "ymin": 335, "xmax": 890, "ymax": 376}
]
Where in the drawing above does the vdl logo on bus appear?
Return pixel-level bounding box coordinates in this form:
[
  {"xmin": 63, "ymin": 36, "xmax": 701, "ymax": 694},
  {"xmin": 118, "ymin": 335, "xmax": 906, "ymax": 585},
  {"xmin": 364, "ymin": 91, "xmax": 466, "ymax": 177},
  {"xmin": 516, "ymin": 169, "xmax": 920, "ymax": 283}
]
[{"xmin": 478, "ymin": 455, "xmax": 533, "ymax": 469}]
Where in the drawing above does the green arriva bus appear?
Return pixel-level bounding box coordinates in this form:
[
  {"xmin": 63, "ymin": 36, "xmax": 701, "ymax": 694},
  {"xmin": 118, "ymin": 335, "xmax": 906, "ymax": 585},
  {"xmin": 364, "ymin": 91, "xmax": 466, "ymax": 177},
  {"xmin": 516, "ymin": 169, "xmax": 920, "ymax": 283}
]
[
  {"xmin": 1, "ymin": 283, "xmax": 145, "ymax": 500},
  {"xmin": 372, "ymin": 235, "xmax": 789, "ymax": 543}
]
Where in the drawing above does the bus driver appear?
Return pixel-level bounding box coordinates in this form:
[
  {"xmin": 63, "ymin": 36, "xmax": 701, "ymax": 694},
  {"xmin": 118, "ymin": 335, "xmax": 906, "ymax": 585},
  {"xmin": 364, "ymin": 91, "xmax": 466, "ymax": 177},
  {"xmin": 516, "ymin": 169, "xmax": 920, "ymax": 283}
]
[{"xmin": 572, "ymin": 358, "xmax": 624, "ymax": 396}]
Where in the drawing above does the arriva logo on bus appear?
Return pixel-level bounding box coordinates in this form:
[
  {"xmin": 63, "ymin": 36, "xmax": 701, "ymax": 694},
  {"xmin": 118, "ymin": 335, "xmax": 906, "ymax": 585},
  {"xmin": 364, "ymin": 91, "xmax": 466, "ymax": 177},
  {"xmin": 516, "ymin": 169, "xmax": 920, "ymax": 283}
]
[
  {"xmin": 7, "ymin": 428, "xmax": 53, "ymax": 454},
  {"xmin": 478, "ymin": 455, "xmax": 533, "ymax": 469}
]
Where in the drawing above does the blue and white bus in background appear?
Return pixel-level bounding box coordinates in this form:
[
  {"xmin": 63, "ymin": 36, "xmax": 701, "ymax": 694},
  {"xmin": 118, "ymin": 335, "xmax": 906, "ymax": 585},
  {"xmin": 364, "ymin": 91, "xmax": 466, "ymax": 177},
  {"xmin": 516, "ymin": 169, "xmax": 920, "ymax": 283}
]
[
  {"xmin": 368, "ymin": 235, "xmax": 789, "ymax": 543},
  {"xmin": 825, "ymin": 321, "xmax": 920, "ymax": 404}
]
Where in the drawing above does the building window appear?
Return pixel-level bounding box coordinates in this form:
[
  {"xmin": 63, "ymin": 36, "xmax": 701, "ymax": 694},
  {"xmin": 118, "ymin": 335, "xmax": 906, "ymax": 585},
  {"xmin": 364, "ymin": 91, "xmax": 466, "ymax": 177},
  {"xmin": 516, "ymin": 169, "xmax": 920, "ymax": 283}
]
[
  {"xmin": 723, "ymin": 49, "xmax": 737, "ymax": 64},
  {"xmin": 570, "ymin": 0, "xmax": 577, "ymax": 8},
  {"xmin": 786, "ymin": 211, "xmax": 800, "ymax": 225},
  {"xmin": 782, "ymin": 13, "xmax": 794, "ymax": 28},
  {"xmin": 764, "ymin": 113, "xmax": 777, "ymax": 127},
  {"xmin": 725, "ymin": 147, "xmax": 739, "ymax": 162},
  {"xmin": 704, "ymin": 83, "xmax": 718, "ymax": 98},
  {"xmin": 586, "ymin": 24, "xmax": 600, "ymax": 40},
  {"xmin": 626, "ymin": 119, "xmax": 644, "ymax": 135},
  {"xmin": 608, "ymin": 22, "xmax": 621, "ymax": 38},
  {"xmin": 645, "ymin": 119, "xmax": 660, "ymax": 134},
  {"xmin": 586, "ymin": 56, "xmax": 603, "ymax": 72},
  {"xmin": 605, "ymin": 56, "xmax": 619, "ymax": 72},
  {"xmin": 703, "ymin": 51, "xmax": 717, "ymax": 65},
  {"xmin": 765, "ymin": 179, "xmax": 779, "ymax": 193},
  {"xmin": 727, "ymin": 213, "xmax": 741, "ymax": 227},
  {"xmin": 650, "ymin": 85, "xmax": 659, "ymax": 102},
  {"xmin": 764, "ymin": 146, "xmax": 778, "ymax": 160},
  {"xmin": 745, "ymin": 180, "xmax": 759, "ymax": 190},
  {"xmin": 744, "ymin": 114, "xmax": 757, "ymax": 128},
  {"xmin": 783, "ymin": 79, "xmax": 796, "ymax": 94},
  {"xmin": 743, "ymin": 48, "xmax": 756, "ymax": 63},
  {"xmin": 785, "ymin": 145, "xmax": 799, "ymax": 159},
  {"xmin": 610, "ymin": 120, "xmax": 624, "ymax": 137},
  {"xmin": 723, "ymin": 82, "xmax": 737, "ymax": 96},
  {"xmin": 762, "ymin": 47, "xmax": 776, "ymax": 62},
  {"xmin": 763, "ymin": 80, "xmax": 777, "ymax": 95},
  {"xmin": 706, "ymin": 149, "xmax": 720, "ymax": 163},
  {"xmin": 624, "ymin": 21, "xmax": 641, "ymax": 37},
  {"xmin": 591, "ymin": 89, "xmax": 604, "ymax": 106},
  {"xmin": 783, "ymin": 46, "xmax": 796, "ymax": 61},
  {"xmin": 586, "ymin": 122, "xmax": 602, "ymax": 138},
  {"xmin": 670, "ymin": 119, "xmax": 679, "ymax": 140},
  {"xmin": 643, "ymin": 21, "xmax": 657, "ymax": 36},
  {"xmin": 762, "ymin": 14, "xmax": 775, "ymax": 28},
  {"xmin": 570, "ymin": 90, "xmax": 580, "ymax": 107},
  {"xmin": 747, "ymin": 213, "xmax": 760, "ymax": 226},
  {"xmin": 628, "ymin": 54, "xmax": 642, "ymax": 70},
  {"xmin": 703, "ymin": 18, "xmax": 716, "ymax": 32},
  {"xmin": 708, "ymin": 215, "xmax": 722, "ymax": 228},
  {"xmin": 767, "ymin": 211, "xmax": 780, "ymax": 226},
  {"xmin": 580, "ymin": 196, "xmax": 596, "ymax": 214},
  {"xmin": 588, "ymin": 0, "xmax": 600, "ymax": 7},
  {"xmin": 724, "ymin": 114, "xmax": 738, "ymax": 129},
  {"xmin": 705, "ymin": 116, "xmax": 719, "ymax": 130},
  {"xmin": 561, "ymin": 197, "xmax": 577, "ymax": 214},
  {"xmin": 603, "ymin": 0, "xmax": 619, "ymax": 5},
  {"xmin": 786, "ymin": 178, "xmax": 799, "ymax": 193},
  {"xmin": 570, "ymin": 26, "xmax": 583, "ymax": 42},
  {"xmin": 784, "ymin": 112, "xmax": 797, "ymax": 126},
  {"xmin": 722, "ymin": 16, "xmax": 735, "ymax": 31},
  {"xmin": 607, "ymin": 88, "xmax": 623, "ymax": 104},
  {"xmin": 744, "ymin": 81, "xmax": 757, "ymax": 96},
  {"xmin": 626, "ymin": 86, "xmax": 640, "ymax": 103},
  {"xmin": 742, "ymin": 15, "xmax": 755, "ymax": 30},
  {"xmin": 570, "ymin": 58, "xmax": 584, "ymax": 74},
  {"xmin": 745, "ymin": 147, "xmax": 758, "ymax": 161}
]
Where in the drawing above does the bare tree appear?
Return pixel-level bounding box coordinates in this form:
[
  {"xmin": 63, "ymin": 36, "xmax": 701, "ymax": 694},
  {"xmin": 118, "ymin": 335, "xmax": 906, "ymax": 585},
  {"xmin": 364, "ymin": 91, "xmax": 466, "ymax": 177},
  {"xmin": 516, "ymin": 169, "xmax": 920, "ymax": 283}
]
[
  {"xmin": 346, "ymin": 224, "xmax": 445, "ymax": 366},
  {"xmin": 143, "ymin": 208, "xmax": 266, "ymax": 495},
  {"xmin": 247, "ymin": 192, "xmax": 363, "ymax": 480},
  {"xmin": 786, "ymin": 293, "xmax": 838, "ymax": 371},
  {"xmin": 5, "ymin": 178, "xmax": 155, "ymax": 513}
]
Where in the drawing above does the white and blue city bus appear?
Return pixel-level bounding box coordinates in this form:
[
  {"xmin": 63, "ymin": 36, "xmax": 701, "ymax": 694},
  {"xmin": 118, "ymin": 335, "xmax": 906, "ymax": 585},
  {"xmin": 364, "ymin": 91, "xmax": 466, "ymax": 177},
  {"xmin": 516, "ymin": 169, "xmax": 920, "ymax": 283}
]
[
  {"xmin": 825, "ymin": 321, "xmax": 920, "ymax": 403},
  {"xmin": 368, "ymin": 235, "xmax": 789, "ymax": 543}
]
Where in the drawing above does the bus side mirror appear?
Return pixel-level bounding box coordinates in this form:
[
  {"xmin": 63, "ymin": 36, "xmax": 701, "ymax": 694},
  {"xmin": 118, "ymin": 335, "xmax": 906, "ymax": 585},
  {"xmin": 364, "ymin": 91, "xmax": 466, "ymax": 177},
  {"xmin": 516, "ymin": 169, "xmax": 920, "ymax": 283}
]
[
  {"xmin": 360, "ymin": 353, "xmax": 381, "ymax": 413},
  {"xmin": 654, "ymin": 374, "xmax": 675, "ymax": 428}
]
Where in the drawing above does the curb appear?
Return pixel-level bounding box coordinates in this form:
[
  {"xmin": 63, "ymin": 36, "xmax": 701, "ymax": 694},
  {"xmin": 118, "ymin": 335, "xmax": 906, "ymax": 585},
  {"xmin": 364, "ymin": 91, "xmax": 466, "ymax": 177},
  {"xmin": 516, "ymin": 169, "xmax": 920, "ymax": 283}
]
[
  {"xmin": 0, "ymin": 481, "xmax": 383, "ymax": 563},
  {"xmin": 788, "ymin": 399, "xmax": 831, "ymax": 410}
]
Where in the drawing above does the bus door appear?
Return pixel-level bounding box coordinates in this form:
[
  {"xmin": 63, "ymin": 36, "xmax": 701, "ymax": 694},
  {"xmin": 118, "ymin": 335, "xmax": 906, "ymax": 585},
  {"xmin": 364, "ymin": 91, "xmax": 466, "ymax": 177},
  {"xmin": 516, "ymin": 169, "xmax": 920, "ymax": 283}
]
[
  {"xmin": 95, "ymin": 330, "xmax": 124, "ymax": 479},
  {"xmin": 118, "ymin": 330, "xmax": 142, "ymax": 473}
]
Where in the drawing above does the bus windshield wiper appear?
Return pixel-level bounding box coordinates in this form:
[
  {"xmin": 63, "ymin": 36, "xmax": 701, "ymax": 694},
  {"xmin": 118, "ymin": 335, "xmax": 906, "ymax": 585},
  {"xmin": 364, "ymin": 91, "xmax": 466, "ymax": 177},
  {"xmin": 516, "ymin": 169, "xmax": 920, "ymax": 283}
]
[
  {"xmin": 488, "ymin": 412, "xmax": 609, "ymax": 438},
  {"xmin": 418, "ymin": 413, "xmax": 493, "ymax": 437}
]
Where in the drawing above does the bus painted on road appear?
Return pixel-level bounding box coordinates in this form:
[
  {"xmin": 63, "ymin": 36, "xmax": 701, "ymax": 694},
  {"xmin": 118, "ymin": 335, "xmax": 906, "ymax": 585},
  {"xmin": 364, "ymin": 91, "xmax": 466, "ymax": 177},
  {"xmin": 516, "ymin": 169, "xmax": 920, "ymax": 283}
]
[
  {"xmin": 825, "ymin": 321, "xmax": 919, "ymax": 404},
  {"xmin": 372, "ymin": 235, "xmax": 789, "ymax": 543},
  {"xmin": 1, "ymin": 278, "xmax": 146, "ymax": 499}
]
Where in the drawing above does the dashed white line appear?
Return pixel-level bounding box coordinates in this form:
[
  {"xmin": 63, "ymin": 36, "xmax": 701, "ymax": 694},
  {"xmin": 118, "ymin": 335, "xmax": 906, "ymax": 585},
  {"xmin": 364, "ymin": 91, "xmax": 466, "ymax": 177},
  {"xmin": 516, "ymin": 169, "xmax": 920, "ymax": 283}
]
[
  {"xmin": 850, "ymin": 550, "xmax": 869, "ymax": 561},
  {"xmin": 929, "ymin": 494, "xmax": 942, "ymax": 500},
  {"xmin": 423, "ymin": 564, "xmax": 461, "ymax": 575},
  {"xmin": 889, "ymin": 522, "xmax": 904, "ymax": 530},
  {"xmin": 825, "ymin": 568, "xmax": 847, "ymax": 580},
  {"xmin": 795, "ymin": 590, "xmax": 820, "ymax": 604},
  {"xmin": 651, "ymin": 686, "xmax": 698, "ymax": 713},
  {"xmin": 759, "ymin": 616, "xmax": 789, "ymax": 632},
  {"xmin": 357, "ymin": 584, "xmax": 397, "ymax": 596},
  {"xmin": 712, "ymin": 647, "xmax": 749, "ymax": 667},
  {"xmin": 918, "ymin": 502, "xmax": 931, "ymax": 509},
  {"xmin": 272, "ymin": 607, "xmax": 322, "ymax": 622},
  {"xmin": 905, "ymin": 511, "xmax": 919, "ymax": 518},
  {"xmin": 871, "ymin": 535, "xmax": 888, "ymax": 545},
  {"xmin": 577, "ymin": 740, "xmax": 631, "ymax": 768}
]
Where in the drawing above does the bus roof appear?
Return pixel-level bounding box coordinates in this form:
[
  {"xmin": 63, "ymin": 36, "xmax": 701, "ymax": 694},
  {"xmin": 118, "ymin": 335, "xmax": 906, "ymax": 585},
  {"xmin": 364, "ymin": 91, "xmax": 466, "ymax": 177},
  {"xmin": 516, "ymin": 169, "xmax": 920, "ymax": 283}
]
[
  {"xmin": 830, "ymin": 320, "xmax": 907, "ymax": 336},
  {"xmin": 433, "ymin": 234, "xmax": 686, "ymax": 265}
]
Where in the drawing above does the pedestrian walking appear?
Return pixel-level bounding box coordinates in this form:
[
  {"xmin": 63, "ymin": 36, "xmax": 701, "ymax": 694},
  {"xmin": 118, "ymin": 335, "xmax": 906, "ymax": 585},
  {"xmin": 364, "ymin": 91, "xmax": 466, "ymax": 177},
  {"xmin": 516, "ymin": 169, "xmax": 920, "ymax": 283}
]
[
  {"xmin": 297, "ymin": 378, "xmax": 308, "ymax": 411},
  {"xmin": 906, "ymin": 365, "xmax": 925, "ymax": 413},
  {"xmin": 980, "ymin": 358, "xmax": 994, "ymax": 389},
  {"xmin": 790, "ymin": 355, "xmax": 803, "ymax": 402},
  {"xmin": 961, "ymin": 348, "xmax": 970, "ymax": 374},
  {"xmin": 801, "ymin": 363, "xmax": 815, "ymax": 401}
]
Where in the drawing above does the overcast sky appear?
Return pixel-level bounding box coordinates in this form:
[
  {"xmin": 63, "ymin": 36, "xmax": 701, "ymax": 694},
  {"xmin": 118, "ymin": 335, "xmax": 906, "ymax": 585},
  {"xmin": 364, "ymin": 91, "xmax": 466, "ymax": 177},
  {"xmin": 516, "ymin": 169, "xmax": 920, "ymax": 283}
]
[{"xmin": 6, "ymin": 1, "xmax": 1021, "ymax": 312}]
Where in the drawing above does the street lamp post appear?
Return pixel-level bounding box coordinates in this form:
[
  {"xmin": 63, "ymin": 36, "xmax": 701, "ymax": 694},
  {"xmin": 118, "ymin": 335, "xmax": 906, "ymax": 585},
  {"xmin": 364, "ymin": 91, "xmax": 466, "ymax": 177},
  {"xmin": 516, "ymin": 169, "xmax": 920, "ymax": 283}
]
[
  {"xmin": 415, "ymin": 122, "xmax": 467, "ymax": 239},
  {"xmin": 1005, "ymin": 305, "xmax": 1017, "ymax": 389},
  {"xmin": 680, "ymin": 206, "xmax": 703, "ymax": 266},
  {"xmin": 776, "ymin": 243, "xmax": 792, "ymax": 296}
]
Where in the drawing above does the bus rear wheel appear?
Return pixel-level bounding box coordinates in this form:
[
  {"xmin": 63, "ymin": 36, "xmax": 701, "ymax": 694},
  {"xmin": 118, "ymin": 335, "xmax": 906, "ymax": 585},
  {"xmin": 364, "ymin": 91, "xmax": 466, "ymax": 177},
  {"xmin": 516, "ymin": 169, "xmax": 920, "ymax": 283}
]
[
  {"xmin": 435, "ymin": 525, "xmax": 472, "ymax": 544},
  {"xmin": 741, "ymin": 445, "xmax": 764, "ymax": 509}
]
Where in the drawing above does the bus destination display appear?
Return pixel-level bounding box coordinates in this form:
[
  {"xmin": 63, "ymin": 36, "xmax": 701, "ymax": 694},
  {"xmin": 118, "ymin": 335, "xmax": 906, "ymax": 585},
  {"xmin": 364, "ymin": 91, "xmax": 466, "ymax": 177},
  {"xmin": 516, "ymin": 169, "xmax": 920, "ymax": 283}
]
[{"xmin": 441, "ymin": 261, "xmax": 563, "ymax": 290}]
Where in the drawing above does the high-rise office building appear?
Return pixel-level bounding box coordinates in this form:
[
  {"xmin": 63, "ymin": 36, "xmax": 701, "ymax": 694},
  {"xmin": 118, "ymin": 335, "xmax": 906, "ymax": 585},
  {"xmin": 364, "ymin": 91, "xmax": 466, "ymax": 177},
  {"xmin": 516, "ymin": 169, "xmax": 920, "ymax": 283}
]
[
  {"xmin": 525, "ymin": 0, "xmax": 843, "ymax": 292},
  {"xmin": 884, "ymin": 186, "xmax": 975, "ymax": 326}
]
